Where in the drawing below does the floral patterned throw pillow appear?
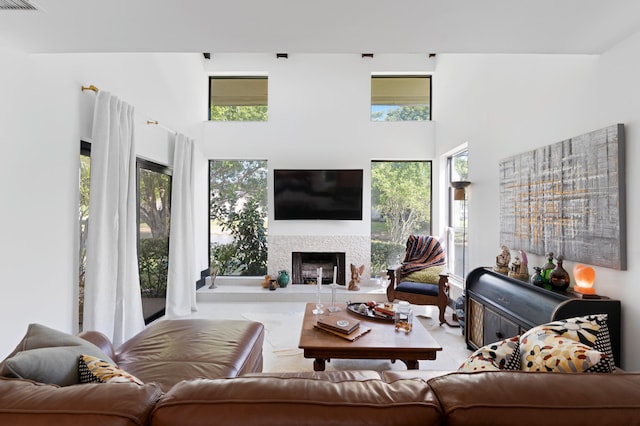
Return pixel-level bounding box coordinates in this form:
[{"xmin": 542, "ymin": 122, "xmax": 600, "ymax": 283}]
[{"xmin": 518, "ymin": 314, "xmax": 614, "ymax": 373}]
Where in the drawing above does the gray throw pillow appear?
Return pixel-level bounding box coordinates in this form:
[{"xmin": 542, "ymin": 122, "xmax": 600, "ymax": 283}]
[{"xmin": 0, "ymin": 323, "xmax": 114, "ymax": 386}]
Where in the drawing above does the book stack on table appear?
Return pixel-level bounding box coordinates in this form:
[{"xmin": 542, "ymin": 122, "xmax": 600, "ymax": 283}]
[
  {"xmin": 373, "ymin": 304, "xmax": 395, "ymax": 319},
  {"xmin": 315, "ymin": 314, "xmax": 371, "ymax": 341}
]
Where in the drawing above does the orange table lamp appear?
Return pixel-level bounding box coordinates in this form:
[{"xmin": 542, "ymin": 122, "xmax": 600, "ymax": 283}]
[{"xmin": 573, "ymin": 264, "xmax": 596, "ymax": 295}]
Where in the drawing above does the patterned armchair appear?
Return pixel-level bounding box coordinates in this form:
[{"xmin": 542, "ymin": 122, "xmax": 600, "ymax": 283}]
[{"xmin": 386, "ymin": 235, "xmax": 453, "ymax": 326}]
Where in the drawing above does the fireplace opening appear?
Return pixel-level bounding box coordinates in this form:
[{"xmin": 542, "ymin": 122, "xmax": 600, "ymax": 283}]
[{"xmin": 292, "ymin": 252, "xmax": 346, "ymax": 285}]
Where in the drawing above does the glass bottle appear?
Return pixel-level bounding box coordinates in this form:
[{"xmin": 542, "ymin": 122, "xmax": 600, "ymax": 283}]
[
  {"xmin": 530, "ymin": 266, "xmax": 545, "ymax": 287},
  {"xmin": 541, "ymin": 252, "xmax": 555, "ymax": 283},
  {"xmin": 394, "ymin": 301, "xmax": 413, "ymax": 334},
  {"xmin": 549, "ymin": 255, "xmax": 570, "ymax": 291}
]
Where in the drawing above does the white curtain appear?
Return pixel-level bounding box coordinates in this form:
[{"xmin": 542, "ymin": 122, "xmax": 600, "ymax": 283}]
[
  {"xmin": 84, "ymin": 91, "xmax": 145, "ymax": 346},
  {"xmin": 165, "ymin": 133, "xmax": 198, "ymax": 318}
]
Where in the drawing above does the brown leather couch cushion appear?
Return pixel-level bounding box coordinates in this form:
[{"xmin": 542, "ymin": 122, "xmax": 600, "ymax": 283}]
[
  {"xmin": 115, "ymin": 319, "xmax": 264, "ymax": 391},
  {"xmin": 153, "ymin": 376, "xmax": 443, "ymax": 426},
  {"xmin": 0, "ymin": 377, "xmax": 162, "ymax": 426},
  {"xmin": 428, "ymin": 371, "xmax": 640, "ymax": 425}
]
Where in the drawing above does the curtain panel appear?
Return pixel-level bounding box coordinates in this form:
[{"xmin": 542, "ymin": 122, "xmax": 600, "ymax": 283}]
[
  {"xmin": 84, "ymin": 91, "xmax": 145, "ymax": 346},
  {"xmin": 165, "ymin": 133, "xmax": 198, "ymax": 318}
]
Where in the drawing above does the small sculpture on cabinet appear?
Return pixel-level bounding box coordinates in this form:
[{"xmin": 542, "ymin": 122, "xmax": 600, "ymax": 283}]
[
  {"xmin": 494, "ymin": 245, "xmax": 510, "ymax": 275},
  {"xmin": 348, "ymin": 264, "xmax": 364, "ymax": 291},
  {"xmin": 508, "ymin": 250, "xmax": 530, "ymax": 282}
]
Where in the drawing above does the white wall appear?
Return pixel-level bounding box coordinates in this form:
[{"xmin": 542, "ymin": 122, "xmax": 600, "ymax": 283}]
[
  {"xmin": 0, "ymin": 50, "xmax": 207, "ymax": 358},
  {"xmin": 201, "ymin": 53, "xmax": 437, "ymax": 240},
  {"xmin": 434, "ymin": 46, "xmax": 640, "ymax": 369}
]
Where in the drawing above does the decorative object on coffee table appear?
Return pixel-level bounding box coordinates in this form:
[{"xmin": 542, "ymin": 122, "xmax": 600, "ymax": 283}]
[
  {"xmin": 328, "ymin": 283, "xmax": 341, "ymax": 312},
  {"xmin": 313, "ymin": 267, "xmax": 324, "ymax": 314},
  {"xmin": 394, "ymin": 301, "xmax": 413, "ymax": 333}
]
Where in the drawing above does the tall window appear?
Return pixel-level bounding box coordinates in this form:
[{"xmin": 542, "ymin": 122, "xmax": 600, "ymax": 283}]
[
  {"xmin": 370, "ymin": 161, "xmax": 432, "ymax": 276},
  {"xmin": 137, "ymin": 160, "xmax": 172, "ymax": 324},
  {"xmin": 371, "ymin": 75, "xmax": 431, "ymax": 121},
  {"xmin": 209, "ymin": 160, "xmax": 268, "ymax": 276},
  {"xmin": 447, "ymin": 149, "xmax": 469, "ymax": 280},
  {"xmin": 209, "ymin": 76, "xmax": 268, "ymax": 121},
  {"xmin": 78, "ymin": 142, "xmax": 91, "ymax": 331},
  {"xmin": 79, "ymin": 145, "xmax": 172, "ymax": 328}
]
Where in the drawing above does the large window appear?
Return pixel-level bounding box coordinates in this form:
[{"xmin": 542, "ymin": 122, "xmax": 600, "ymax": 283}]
[
  {"xmin": 137, "ymin": 160, "xmax": 172, "ymax": 324},
  {"xmin": 371, "ymin": 75, "xmax": 431, "ymax": 121},
  {"xmin": 209, "ymin": 160, "xmax": 268, "ymax": 276},
  {"xmin": 446, "ymin": 149, "xmax": 469, "ymax": 280},
  {"xmin": 79, "ymin": 145, "xmax": 172, "ymax": 328},
  {"xmin": 209, "ymin": 76, "xmax": 268, "ymax": 121},
  {"xmin": 370, "ymin": 161, "xmax": 432, "ymax": 276}
]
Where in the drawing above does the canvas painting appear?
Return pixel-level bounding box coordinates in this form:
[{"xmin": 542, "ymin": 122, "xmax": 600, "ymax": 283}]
[{"xmin": 499, "ymin": 124, "xmax": 626, "ymax": 270}]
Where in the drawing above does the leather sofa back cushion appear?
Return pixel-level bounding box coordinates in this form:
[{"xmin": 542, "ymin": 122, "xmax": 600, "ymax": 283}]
[
  {"xmin": 428, "ymin": 371, "xmax": 640, "ymax": 425},
  {"xmin": 152, "ymin": 376, "xmax": 443, "ymax": 426},
  {"xmin": 0, "ymin": 377, "xmax": 162, "ymax": 426}
]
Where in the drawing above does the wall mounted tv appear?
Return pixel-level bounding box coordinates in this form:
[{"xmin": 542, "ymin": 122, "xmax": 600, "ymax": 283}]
[{"xmin": 274, "ymin": 169, "xmax": 363, "ymax": 220}]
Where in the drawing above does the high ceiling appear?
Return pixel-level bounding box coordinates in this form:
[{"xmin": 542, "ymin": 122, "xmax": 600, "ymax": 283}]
[{"xmin": 2, "ymin": 0, "xmax": 640, "ymax": 55}]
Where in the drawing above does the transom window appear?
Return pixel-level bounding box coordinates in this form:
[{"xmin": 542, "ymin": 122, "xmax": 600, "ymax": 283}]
[
  {"xmin": 209, "ymin": 76, "xmax": 268, "ymax": 121},
  {"xmin": 371, "ymin": 75, "xmax": 431, "ymax": 121}
]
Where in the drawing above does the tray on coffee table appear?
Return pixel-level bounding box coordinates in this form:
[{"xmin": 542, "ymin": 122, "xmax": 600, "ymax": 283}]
[{"xmin": 346, "ymin": 302, "xmax": 395, "ymax": 322}]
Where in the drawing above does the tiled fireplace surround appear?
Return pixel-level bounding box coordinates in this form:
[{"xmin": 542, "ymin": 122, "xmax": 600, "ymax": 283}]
[{"xmin": 267, "ymin": 235, "xmax": 371, "ymax": 286}]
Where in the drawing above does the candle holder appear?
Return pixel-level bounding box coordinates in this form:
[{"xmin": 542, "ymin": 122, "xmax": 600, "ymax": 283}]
[
  {"xmin": 328, "ymin": 283, "xmax": 341, "ymax": 312},
  {"xmin": 313, "ymin": 268, "xmax": 324, "ymax": 314}
]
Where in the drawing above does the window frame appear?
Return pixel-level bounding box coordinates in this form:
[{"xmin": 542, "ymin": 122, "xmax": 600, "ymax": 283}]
[
  {"xmin": 445, "ymin": 148, "xmax": 469, "ymax": 282},
  {"xmin": 136, "ymin": 158, "xmax": 173, "ymax": 325},
  {"xmin": 208, "ymin": 76, "xmax": 269, "ymax": 121},
  {"xmin": 370, "ymin": 159, "xmax": 433, "ymax": 276},
  {"xmin": 370, "ymin": 75, "xmax": 432, "ymax": 122}
]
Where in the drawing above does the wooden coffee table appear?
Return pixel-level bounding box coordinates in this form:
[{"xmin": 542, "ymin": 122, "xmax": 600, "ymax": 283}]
[{"xmin": 298, "ymin": 303, "xmax": 442, "ymax": 371}]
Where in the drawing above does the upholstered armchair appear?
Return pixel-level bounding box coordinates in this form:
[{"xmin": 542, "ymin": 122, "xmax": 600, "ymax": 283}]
[{"xmin": 386, "ymin": 235, "xmax": 453, "ymax": 326}]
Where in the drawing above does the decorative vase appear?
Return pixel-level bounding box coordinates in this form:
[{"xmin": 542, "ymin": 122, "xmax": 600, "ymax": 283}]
[
  {"xmin": 262, "ymin": 275, "xmax": 271, "ymax": 289},
  {"xmin": 549, "ymin": 256, "xmax": 570, "ymax": 291},
  {"xmin": 277, "ymin": 270, "xmax": 290, "ymax": 287},
  {"xmin": 541, "ymin": 252, "xmax": 556, "ymax": 283},
  {"xmin": 530, "ymin": 266, "xmax": 545, "ymax": 287}
]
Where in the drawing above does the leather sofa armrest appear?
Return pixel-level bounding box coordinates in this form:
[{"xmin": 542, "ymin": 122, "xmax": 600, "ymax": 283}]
[{"xmin": 78, "ymin": 330, "xmax": 116, "ymax": 362}]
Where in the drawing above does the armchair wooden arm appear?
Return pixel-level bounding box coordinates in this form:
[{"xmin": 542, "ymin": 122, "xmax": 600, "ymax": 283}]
[{"xmin": 386, "ymin": 268, "xmax": 453, "ymax": 326}]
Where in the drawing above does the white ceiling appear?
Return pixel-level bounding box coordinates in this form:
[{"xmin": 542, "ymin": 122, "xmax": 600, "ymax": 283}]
[{"xmin": 2, "ymin": 0, "xmax": 640, "ymax": 55}]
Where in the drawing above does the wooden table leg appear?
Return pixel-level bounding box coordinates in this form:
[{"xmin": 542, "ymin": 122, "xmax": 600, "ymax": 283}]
[
  {"xmin": 401, "ymin": 359, "xmax": 419, "ymax": 369},
  {"xmin": 313, "ymin": 358, "xmax": 327, "ymax": 371}
]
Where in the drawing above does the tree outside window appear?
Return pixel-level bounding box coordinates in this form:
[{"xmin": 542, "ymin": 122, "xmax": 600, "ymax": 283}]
[
  {"xmin": 137, "ymin": 161, "xmax": 172, "ymax": 324},
  {"xmin": 370, "ymin": 161, "xmax": 432, "ymax": 276},
  {"xmin": 209, "ymin": 160, "xmax": 268, "ymax": 276}
]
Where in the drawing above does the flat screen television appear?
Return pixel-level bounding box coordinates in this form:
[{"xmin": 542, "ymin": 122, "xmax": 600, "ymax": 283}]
[{"xmin": 274, "ymin": 169, "xmax": 363, "ymax": 220}]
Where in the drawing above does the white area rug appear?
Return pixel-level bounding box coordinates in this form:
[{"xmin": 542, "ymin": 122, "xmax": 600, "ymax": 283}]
[{"xmin": 242, "ymin": 307, "xmax": 470, "ymax": 373}]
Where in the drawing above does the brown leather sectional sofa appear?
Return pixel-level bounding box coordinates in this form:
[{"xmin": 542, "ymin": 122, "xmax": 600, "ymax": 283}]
[{"xmin": 1, "ymin": 319, "xmax": 639, "ymax": 425}]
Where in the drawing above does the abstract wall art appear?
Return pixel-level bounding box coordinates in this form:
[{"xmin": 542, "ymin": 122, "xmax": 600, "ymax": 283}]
[{"xmin": 499, "ymin": 124, "xmax": 626, "ymax": 270}]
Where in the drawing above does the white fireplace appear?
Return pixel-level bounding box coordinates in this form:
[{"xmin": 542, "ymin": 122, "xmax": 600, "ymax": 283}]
[{"xmin": 268, "ymin": 235, "xmax": 370, "ymax": 284}]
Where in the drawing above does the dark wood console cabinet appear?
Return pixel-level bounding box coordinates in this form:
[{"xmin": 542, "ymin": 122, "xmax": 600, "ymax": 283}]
[{"xmin": 465, "ymin": 267, "xmax": 622, "ymax": 367}]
